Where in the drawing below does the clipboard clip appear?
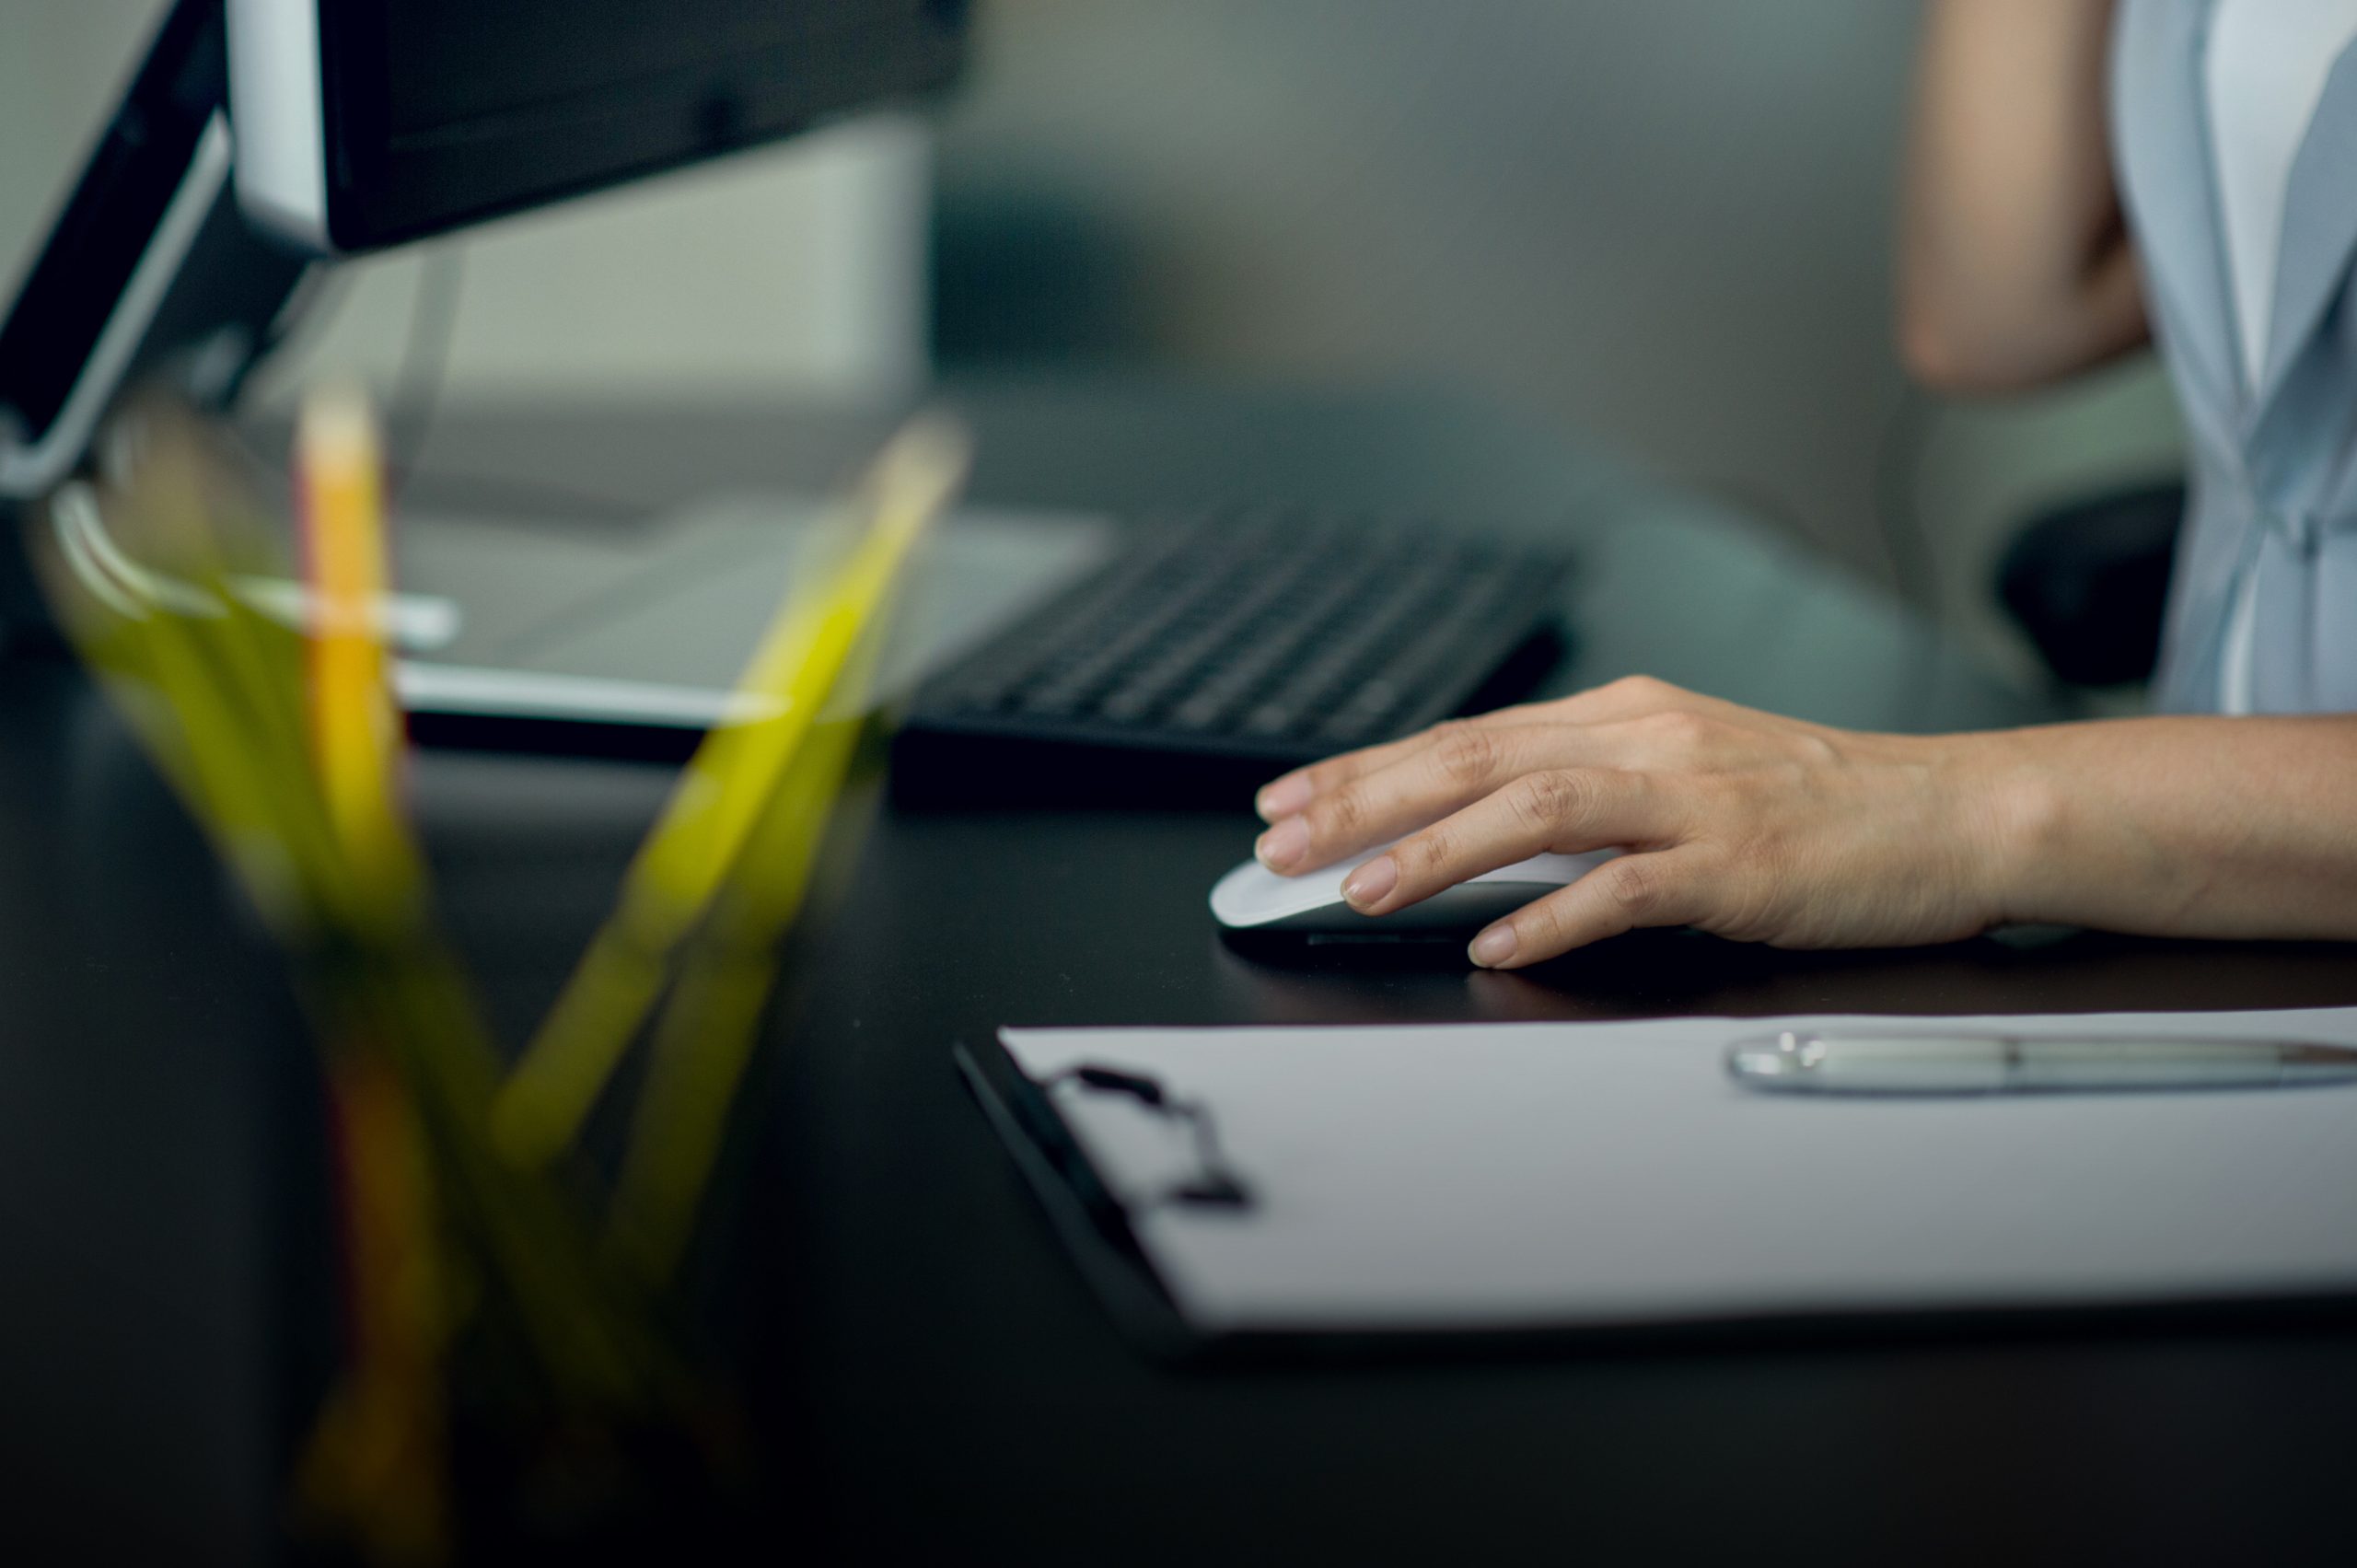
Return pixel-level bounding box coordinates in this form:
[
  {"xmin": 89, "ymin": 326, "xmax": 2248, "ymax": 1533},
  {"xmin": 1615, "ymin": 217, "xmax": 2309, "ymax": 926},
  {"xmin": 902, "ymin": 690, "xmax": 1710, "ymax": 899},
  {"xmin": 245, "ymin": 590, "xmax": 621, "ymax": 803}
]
[{"xmin": 1045, "ymin": 1063, "xmax": 1256, "ymax": 1212}]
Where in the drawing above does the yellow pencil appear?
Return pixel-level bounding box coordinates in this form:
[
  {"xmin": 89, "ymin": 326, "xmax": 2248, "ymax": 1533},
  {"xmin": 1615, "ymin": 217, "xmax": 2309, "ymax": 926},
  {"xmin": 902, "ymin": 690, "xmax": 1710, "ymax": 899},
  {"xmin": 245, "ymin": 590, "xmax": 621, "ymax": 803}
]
[{"xmin": 493, "ymin": 414, "xmax": 970, "ymax": 1169}]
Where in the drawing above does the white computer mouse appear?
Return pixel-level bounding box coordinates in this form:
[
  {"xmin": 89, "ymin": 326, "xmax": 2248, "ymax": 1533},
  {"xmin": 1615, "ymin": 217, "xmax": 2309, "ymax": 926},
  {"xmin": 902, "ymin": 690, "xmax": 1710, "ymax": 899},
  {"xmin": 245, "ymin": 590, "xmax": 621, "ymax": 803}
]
[{"xmin": 1209, "ymin": 842, "xmax": 1617, "ymax": 936}]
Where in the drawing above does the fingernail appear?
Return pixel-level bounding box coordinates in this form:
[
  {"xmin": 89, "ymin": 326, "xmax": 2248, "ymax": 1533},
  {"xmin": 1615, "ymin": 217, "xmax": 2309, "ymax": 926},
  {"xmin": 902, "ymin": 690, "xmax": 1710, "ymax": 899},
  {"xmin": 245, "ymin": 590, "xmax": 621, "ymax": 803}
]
[
  {"xmin": 1469, "ymin": 924, "xmax": 1519, "ymax": 968},
  {"xmin": 1256, "ymin": 816, "xmax": 1310, "ymax": 872},
  {"xmin": 1341, "ymin": 855, "xmax": 1397, "ymax": 909},
  {"xmin": 1256, "ymin": 773, "xmax": 1312, "ymax": 819}
]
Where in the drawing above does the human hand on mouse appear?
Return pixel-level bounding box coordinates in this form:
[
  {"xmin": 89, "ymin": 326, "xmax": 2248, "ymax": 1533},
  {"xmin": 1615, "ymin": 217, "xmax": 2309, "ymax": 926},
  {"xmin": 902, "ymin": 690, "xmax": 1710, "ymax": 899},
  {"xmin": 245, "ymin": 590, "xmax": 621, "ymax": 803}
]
[{"xmin": 1248, "ymin": 676, "xmax": 2026, "ymax": 968}]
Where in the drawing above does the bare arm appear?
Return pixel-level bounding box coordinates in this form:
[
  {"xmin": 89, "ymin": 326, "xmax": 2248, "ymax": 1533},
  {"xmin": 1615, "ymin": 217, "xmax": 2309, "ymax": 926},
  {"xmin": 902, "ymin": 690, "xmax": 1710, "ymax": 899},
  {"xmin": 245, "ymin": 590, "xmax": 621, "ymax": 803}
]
[
  {"xmin": 1898, "ymin": 0, "xmax": 2150, "ymax": 393},
  {"xmin": 1248, "ymin": 682, "xmax": 2357, "ymax": 967},
  {"xmin": 1986, "ymin": 714, "xmax": 2357, "ymax": 940}
]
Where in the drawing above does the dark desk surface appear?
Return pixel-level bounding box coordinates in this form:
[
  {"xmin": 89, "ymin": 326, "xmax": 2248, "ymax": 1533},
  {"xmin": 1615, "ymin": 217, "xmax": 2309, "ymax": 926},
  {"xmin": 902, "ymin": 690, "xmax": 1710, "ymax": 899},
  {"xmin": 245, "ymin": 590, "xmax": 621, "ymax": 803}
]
[{"xmin": 8, "ymin": 379, "xmax": 2357, "ymax": 1565}]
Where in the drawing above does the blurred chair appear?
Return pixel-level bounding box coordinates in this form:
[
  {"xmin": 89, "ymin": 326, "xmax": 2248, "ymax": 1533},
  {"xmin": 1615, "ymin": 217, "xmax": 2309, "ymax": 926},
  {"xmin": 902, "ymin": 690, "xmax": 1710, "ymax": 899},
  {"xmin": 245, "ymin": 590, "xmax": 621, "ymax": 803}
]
[{"xmin": 1995, "ymin": 480, "xmax": 2183, "ymax": 689}]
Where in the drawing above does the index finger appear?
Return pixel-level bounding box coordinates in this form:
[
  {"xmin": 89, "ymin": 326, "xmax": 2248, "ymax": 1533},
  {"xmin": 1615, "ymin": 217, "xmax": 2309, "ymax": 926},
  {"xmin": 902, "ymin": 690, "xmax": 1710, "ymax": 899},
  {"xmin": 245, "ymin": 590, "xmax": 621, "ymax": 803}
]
[
  {"xmin": 1254, "ymin": 704, "xmax": 1553, "ymax": 820},
  {"xmin": 1254, "ymin": 675, "xmax": 1707, "ymax": 821}
]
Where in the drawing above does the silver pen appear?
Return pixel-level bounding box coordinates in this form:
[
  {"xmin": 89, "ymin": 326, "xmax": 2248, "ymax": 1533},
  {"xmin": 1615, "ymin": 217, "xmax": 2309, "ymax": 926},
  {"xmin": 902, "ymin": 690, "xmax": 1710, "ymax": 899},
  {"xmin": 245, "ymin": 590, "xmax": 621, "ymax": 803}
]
[{"xmin": 1724, "ymin": 1029, "xmax": 2357, "ymax": 1095}]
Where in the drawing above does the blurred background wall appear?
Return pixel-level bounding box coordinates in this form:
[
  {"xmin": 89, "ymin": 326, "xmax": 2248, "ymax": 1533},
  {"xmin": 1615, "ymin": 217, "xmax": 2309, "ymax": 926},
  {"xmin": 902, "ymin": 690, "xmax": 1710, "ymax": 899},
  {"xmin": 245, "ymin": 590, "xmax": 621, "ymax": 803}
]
[
  {"xmin": 1, "ymin": 0, "xmax": 2187, "ymax": 676},
  {"xmin": 929, "ymin": 0, "xmax": 2186, "ymax": 676}
]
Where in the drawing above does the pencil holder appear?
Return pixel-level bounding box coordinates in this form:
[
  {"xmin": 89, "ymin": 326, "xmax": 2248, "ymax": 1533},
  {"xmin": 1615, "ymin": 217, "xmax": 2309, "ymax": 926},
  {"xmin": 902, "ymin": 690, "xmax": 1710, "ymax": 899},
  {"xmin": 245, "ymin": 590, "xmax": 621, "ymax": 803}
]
[{"xmin": 26, "ymin": 389, "xmax": 963, "ymax": 1563}]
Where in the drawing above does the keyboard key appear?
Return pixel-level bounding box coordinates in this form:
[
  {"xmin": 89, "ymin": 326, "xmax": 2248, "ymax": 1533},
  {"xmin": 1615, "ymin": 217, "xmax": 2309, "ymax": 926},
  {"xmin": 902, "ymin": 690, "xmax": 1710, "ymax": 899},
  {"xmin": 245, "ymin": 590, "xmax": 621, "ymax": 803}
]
[
  {"xmin": 1097, "ymin": 685, "xmax": 1162, "ymax": 724},
  {"xmin": 1168, "ymin": 692, "xmax": 1238, "ymax": 731}
]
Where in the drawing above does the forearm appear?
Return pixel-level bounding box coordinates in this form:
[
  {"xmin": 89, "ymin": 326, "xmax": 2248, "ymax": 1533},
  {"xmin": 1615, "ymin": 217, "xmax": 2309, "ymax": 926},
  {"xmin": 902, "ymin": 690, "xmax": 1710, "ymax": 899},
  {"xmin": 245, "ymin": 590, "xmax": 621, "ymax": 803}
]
[
  {"xmin": 1899, "ymin": 0, "xmax": 2147, "ymax": 391},
  {"xmin": 1969, "ymin": 716, "xmax": 2357, "ymax": 939}
]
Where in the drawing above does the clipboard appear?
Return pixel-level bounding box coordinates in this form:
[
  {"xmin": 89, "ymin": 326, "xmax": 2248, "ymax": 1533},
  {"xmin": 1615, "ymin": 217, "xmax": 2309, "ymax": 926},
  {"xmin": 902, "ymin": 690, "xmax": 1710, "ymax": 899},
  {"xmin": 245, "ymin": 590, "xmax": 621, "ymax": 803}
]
[
  {"xmin": 954, "ymin": 1040, "xmax": 1201, "ymax": 1359},
  {"xmin": 956, "ymin": 1011, "xmax": 2357, "ymax": 1364}
]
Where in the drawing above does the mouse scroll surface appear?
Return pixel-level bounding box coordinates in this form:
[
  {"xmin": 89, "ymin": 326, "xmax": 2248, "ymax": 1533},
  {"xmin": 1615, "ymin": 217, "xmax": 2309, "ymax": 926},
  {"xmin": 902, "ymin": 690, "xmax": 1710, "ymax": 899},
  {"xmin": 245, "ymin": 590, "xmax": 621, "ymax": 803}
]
[{"xmin": 1209, "ymin": 844, "xmax": 1617, "ymax": 938}]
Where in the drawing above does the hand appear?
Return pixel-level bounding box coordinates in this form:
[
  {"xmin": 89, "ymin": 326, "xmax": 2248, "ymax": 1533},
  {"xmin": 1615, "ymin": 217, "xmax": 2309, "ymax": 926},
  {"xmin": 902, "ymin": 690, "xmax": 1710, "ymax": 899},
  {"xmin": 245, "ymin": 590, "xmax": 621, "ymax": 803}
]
[{"xmin": 1250, "ymin": 676, "xmax": 2016, "ymax": 968}]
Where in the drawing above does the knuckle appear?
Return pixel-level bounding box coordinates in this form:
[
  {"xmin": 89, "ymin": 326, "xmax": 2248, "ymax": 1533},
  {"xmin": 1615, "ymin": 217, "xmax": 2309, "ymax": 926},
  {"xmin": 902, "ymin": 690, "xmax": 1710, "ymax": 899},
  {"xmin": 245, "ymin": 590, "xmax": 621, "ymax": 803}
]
[
  {"xmin": 1316, "ymin": 785, "xmax": 1367, "ymax": 841},
  {"xmin": 1513, "ymin": 768, "xmax": 1590, "ymax": 832},
  {"xmin": 1606, "ymin": 673, "xmax": 1671, "ymax": 705},
  {"xmin": 1641, "ymin": 708, "xmax": 1711, "ymax": 749},
  {"xmin": 1399, "ymin": 823, "xmax": 1455, "ymax": 880},
  {"xmin": 1435, "ymin": 725, "xmax": 1502, "ymax": 787},
  {"xmin": 1404, "ymin": 720, "xmax": 1462, "ymax": 762},
  {"xmin": 1600, "ymin": 858, "xmax": 1663, "ymax": 923}
]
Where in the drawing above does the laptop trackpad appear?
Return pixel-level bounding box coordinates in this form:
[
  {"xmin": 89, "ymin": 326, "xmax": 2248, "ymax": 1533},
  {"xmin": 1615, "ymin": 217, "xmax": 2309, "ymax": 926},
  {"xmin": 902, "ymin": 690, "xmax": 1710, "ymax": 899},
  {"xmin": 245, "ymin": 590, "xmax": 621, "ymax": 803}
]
[{"xmin": 393, "ymin": 492, "xmax": 1116, "ymax": 726}]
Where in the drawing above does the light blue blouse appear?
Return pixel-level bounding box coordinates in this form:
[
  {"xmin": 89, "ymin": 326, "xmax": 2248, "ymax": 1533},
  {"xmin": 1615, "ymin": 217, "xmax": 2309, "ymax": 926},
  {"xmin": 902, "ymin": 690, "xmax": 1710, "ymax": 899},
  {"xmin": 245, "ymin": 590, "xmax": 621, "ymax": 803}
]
[{"xmin": 2112, "ymin": 0, "xmax": 2357, "ymax": 714}]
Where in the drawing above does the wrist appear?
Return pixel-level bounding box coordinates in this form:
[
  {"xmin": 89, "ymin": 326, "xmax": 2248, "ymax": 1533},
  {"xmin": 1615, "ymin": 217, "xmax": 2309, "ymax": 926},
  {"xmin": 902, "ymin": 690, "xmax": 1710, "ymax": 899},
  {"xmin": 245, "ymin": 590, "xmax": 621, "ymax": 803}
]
[{"xmin": 1940, "ymin": 727, "xmax": 2073, "ymax": 928}]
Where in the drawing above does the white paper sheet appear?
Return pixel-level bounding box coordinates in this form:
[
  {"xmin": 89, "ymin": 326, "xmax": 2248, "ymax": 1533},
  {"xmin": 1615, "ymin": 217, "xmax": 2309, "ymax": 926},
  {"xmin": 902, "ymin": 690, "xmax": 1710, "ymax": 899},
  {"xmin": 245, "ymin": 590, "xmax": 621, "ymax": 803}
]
[{"xmin": 998, "ymin": 1008, "xmax": 2357, "ymax": 1334}]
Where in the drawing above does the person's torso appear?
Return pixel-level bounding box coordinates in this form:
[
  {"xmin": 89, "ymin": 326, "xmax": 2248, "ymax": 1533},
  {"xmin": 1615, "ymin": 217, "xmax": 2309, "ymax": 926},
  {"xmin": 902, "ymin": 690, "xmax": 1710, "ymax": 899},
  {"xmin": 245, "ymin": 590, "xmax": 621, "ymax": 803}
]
[{"xmin": 2111, "ymin": 0, "xmax": 2357, "ymax": 713}]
